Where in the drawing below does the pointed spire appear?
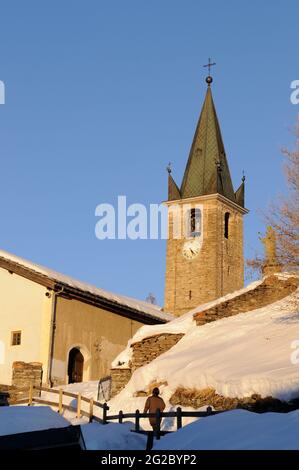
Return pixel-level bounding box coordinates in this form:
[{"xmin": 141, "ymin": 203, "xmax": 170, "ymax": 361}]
[
  {"xmin": 235, "ymin": 173, "xmax": 245, "ymax": 207},
  {"xmin": 167, "ymin": 163, "xmax": 181, "ymax": 201},
  {"xmin": 180, "ymin": 80, "xmax": 236, "ymax": 203}
]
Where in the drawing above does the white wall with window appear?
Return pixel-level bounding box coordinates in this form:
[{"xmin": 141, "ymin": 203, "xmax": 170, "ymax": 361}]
[{"xmin": 0, "ymin": 268, "xmax": 52, "ymax": 385}]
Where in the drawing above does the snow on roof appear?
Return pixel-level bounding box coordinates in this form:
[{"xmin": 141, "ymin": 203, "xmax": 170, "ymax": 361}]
[
  {"xmin": 0, "ymin": 406, "xmax": 69, "ymax": 437},
  {"xmin": 109, "ymin": 286, "xmax": 299, "ymax": 416},
  {"xmin": 0, "ymin": 249, "xmax": 173, "ymax": 323}
]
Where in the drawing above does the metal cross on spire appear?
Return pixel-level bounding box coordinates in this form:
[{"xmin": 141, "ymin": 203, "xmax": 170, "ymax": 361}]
[
  {"xmin": 203, "ymin": 58, "xmax": 216, "ymax": 74},
  {"xmin": 203, "ymin": 58, "xmax": 216, "ymax": 85}
]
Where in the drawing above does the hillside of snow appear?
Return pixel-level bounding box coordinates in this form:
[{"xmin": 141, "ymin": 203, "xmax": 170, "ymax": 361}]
[
  {"xmin": 109, "ymin": 282, "xmax": 299, "ymax": 422},
  {"xmin": 154, "ymin": 409, "xmax": 299, "ymax": 450},
  {"xmin": 112, "ymin": 279, "xmax": 263, "ymax": 368}
]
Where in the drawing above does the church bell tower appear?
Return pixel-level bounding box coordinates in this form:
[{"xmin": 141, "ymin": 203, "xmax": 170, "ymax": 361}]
[{"xmin": 164, "ymin": 72, "xmax": 248, "ymax": 316}]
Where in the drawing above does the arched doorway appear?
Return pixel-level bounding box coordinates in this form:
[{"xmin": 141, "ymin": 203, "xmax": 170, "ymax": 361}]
[{"xmin": 68, "ymin": 348, "xmax": 84, "ymax": 384}]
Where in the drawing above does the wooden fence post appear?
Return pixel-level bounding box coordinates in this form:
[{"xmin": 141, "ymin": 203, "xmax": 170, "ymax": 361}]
[
  {"xmin": 119, "ymin": 410, "xmax": 123, "ymax": 424},
  {"xmin": 76, "ymin": 393, "xmax": 82, "ymax": 419},
  {"xmin": 176, "ymin": 407, "xmax": 182, "ymax": 429},
  {"xmin": 58, "ymin": 389, "xmax": 63, "ymax": 414},
  {"xmin": 135, "ymin": 409, "xmax": 140, "ymax": 432},
  {"xmin": 89, "ymin": 398, "xmax": 94, "ymax": 423},
  {"xmin": 156, "ymin": 409, "xmax": 161, "ymax": 440},
  {"xmin": 28, "ymin": 382, "xmax": 33, "ymax": 406},
  {"xmin": 103, "ymin": 402, "xmax": 109, "ymax": 424}
]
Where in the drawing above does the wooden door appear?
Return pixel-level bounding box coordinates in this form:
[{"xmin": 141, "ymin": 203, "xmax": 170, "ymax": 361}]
[
  {"xmin": 68, "ymin": 348, "xmax": 84, "ymax": 383},
  {"xmin": 73, "ymin": 350, "xmax": 84, "ymax": 383}
]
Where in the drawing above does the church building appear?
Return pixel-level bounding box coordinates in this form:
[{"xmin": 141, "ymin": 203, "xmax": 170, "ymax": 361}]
[
  {"xmin": 0, "ymin": 70, "xmax": 248, "ymax": 390},
  {"xmin": 164, "ymin": 74, "xmax": 248, "ymax": 316},
  {"xmin": 0, "ymin": 250, "xmax": 172, "ymax": 387}
]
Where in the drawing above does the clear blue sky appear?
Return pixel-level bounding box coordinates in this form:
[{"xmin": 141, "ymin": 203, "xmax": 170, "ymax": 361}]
[{"xmin": 0, "ymin": 0, "xmax": 298, "ymax": 305}]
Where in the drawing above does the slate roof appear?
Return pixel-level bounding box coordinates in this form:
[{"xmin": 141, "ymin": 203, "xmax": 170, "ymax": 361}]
[{"xmin": 168, "ymin": 81, "xmax": 245, "ymax": 208}]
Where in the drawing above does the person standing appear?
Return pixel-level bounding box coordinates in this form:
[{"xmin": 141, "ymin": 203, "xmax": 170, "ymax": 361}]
[{"xmin": 143, "ymin": 387, "xmax": 166, "ymax": 436}]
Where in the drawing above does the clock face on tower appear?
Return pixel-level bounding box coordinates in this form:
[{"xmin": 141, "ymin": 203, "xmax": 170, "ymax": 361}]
[{"xmin": 182, "ymin": 238, "xmax": 201, "ymax": 260}]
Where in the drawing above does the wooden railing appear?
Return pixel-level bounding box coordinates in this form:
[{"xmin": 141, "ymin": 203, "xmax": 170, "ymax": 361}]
[
  {"xmin": 104, "ymin": 406, "xmax": 222, "ymax": 437},
  {"xmin": 14, "ymin": 385, "xmax": 108, "ymax": 424},
  {"xmin": 13, "ymin": 385, "xmax": 223, "ymax": 435}
]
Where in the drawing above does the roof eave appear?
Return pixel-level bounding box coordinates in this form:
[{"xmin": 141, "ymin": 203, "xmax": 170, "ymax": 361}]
[
  {"xmin": 163, "ymin": 193, "xmax": 249, "ymax": 214},
  {"xmin": 0, "ymin": 256, "xmax": 170, "ymax": 325}
]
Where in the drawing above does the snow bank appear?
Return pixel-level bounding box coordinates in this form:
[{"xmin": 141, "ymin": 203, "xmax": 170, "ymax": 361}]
[
  {"xmin": 112, "ymin": 279, "xmax": 263, "ymax": 367},
  {"xmin": 53, "ymin": 380, "xmax": 99, "ymax": 399},
  {"xmin": 109, "ymin": 288, "xmax": 299, "ymax": 419},
  {"xmin": 0, "ymin": 406, "xmax": 70, "ymax": 436},
  {"xmin": 154, "ymin": 409, "xmax": 299, "ymax": 450},
  {"xmin": 81, "ymin": 422, "xmax": 146, "ymax": 450}
]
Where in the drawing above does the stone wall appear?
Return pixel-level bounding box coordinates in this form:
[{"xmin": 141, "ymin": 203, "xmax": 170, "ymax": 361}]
[
  {"xmin": 194, "ymin": 275, "xmax": 299, "ymax": 326},
  {"xmin": 170, "ymin": 387, "xmax": 299, "ymax": 412},
  {"xmin": 11, "ymin": 361, "xmax": 43, "ymax": 401},
  {"xmin": 110, "ymin": 275, "xmax": 298, "ymax": 399},
  {"xmin": 131, "ymin": 333, "xmax": 184, "ymax": 371},
  {"xmin": 110, "ymin": 333, "xmax": 184, "ymax": 397},
  {"xmin": 110, "ymin": 368, "xmax": 132, "ymax": 398}
]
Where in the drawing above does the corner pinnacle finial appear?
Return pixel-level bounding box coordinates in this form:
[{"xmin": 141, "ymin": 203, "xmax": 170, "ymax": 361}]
[
  {"xmin": 166, "ymin": 162, "xmax": 172, "ymax": 174},
  {"xmin": 203, "ymin": 58, "xmax": 216, "ymax": 85}
]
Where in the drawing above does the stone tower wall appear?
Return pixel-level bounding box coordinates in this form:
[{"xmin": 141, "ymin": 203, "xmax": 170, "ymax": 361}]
[{"xmin": 164, "ymin": 195, "xmax": 245, "ymax": 316}]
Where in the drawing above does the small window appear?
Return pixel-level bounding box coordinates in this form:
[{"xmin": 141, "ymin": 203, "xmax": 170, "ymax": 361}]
[
  {"xmin": 11, "ymin": 331, "xmax": 22, "ymax": 346},
  {"xmin": 224, "ymin": 212, "xmax": 230, "ymax": 239},
  {"xmin": 186, "ymin": 208, "xmax": 202, "ymax": 238}
]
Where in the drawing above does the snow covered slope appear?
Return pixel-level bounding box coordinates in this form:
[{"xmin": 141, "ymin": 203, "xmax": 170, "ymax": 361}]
[
  {"xmin": 154, "ymin": 409, "xmax": 299, "ymax": 450},
  {"xmin": 112, "ymin": 279, "xmax": 264, "ymax": 368},
  {"xmin": 109, "ymin": 281, "xmax": 299, "ymax": 417}
]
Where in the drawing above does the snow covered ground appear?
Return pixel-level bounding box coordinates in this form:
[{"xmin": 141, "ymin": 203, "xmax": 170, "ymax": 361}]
[
  {"xmin": 112, "ymin": 279, "xmax": 263, "ymax": 368},
  {"xmin": 3, "ymin": 405, "xmax": 299, "ymax": 450},
  {"xmin": 82, "ymin": 408, "xmax": 299, "ymax": 450},
  {"xmin": 154, "ymin": 409, "xmax": 299, "ymax": 450},
  {"xmin": 0, "ymin": 405, "xmax": 145, "ymax": 450},
  {"xmin": 81, "ymin": 422, "xmax": 146, "ymax": 450},
  {"xmin": 52, "ymin": 380, "xmax": 99, "ymax": 399},
  {"xmin": 39, "ymin": 381, "xmax": 101, "ymax": 423},
  {"xmin": 0, "ymin": 406, "xmax": 70, "ymax": 436},
  {"xmin": 109, "ymin": 282, "xmax": 299, "ymax": 424},
  {"xmin": 49, "ymin": 279, "xmax": 299, "ymax": 433},
  {"xmin": 8, "ymin": 275, "xmax": 296, "ymax": 450}
]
